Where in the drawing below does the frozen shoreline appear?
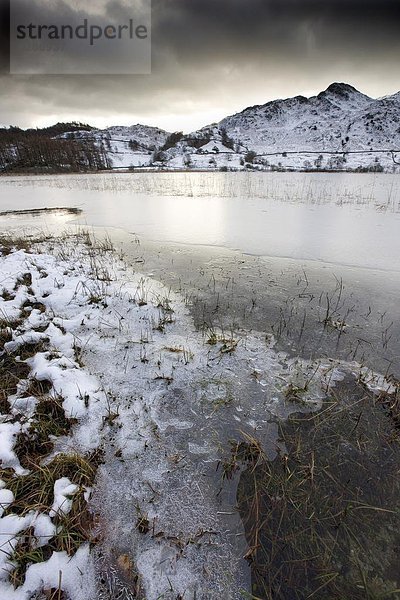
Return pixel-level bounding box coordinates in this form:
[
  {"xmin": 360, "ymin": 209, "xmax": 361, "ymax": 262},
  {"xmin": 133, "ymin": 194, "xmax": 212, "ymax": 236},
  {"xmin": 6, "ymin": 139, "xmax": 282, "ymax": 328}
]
[{"xmin": 0, "ymin": 232, "xmax": 398, "ymax": 599}]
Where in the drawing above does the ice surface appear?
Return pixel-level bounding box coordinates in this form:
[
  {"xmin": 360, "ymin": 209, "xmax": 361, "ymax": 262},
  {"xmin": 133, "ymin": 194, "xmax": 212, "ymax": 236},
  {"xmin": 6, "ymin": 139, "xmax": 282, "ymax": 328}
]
[{"xmin": 0, "ymin": 172, "xmax": 399, "ymax": 271}]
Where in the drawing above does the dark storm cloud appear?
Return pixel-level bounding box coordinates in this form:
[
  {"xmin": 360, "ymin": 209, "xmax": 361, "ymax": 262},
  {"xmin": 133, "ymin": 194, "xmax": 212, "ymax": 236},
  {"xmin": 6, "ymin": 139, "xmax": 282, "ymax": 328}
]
[
  {"xmin": 0, "ymin": 0, "xmax": 399, "ymax": 130},
  {"xmin": 151, "ymin": 0, "xmax": 400, "ymax": 64},
  {"xmin": 0, "ymin": 0, "xmax": 10, "ymax": 72}
]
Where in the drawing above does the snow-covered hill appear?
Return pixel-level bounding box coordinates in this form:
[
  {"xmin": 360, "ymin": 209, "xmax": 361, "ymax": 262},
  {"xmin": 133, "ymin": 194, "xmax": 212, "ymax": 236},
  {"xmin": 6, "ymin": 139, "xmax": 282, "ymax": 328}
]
[
  {"xmin": 73, "ymin": 83, "xmax": 400, "ymax": 172},
  {"xmin": 219, "ymin": 83, "xmax": 400, "ymax": 154},
  {"xmin": 72, "ymin": 124, "xmax": 171, "ymax": 169}
]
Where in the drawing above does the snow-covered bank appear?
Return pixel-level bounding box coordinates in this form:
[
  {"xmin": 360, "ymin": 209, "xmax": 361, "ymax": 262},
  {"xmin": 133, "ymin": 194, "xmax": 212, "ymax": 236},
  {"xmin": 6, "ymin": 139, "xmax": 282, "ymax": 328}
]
[{"xmin": 0, "ymin": 232, "xmax": 397, "ymax": 599}]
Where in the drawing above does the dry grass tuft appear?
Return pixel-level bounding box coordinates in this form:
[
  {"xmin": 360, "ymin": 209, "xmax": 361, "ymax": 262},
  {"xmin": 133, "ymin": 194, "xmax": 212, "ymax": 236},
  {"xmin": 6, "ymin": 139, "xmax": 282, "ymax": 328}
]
[{"xmin": 3, "ymin": 450, "xmax": 103, "ymax": 586}]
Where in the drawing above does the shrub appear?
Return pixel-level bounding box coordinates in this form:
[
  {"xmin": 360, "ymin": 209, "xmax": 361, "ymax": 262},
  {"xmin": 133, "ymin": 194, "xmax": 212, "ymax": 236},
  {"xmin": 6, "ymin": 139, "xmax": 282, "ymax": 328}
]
[{"xmin": 245, "ymin": 150, "xmax": 257, "ymax": 163}]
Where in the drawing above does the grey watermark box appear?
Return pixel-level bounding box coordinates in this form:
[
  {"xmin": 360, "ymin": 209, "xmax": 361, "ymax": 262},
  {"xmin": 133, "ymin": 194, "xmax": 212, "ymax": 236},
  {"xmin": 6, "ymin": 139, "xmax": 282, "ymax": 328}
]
[{"xmin": 10, "ymin": 0, "xmax": 151, "ymax": 75}]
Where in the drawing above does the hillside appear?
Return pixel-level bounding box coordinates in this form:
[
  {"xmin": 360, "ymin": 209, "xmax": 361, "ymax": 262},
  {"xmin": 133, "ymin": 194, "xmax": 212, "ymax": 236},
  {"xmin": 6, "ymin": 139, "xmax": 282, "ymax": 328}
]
[
  {"xmin": 95, "ymin": 83, "xmax": 400, "ymax": 172},
  {"xmin": 1, "ymin": 84, "xmax": 399, "ymax": 173}
]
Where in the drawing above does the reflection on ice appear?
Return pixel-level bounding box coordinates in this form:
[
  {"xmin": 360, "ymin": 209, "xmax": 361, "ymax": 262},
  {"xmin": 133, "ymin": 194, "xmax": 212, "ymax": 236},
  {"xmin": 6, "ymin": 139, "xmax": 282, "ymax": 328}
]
[{"xmin": 0, "ymin": 171, "xmax": 399, "ymax": 271}]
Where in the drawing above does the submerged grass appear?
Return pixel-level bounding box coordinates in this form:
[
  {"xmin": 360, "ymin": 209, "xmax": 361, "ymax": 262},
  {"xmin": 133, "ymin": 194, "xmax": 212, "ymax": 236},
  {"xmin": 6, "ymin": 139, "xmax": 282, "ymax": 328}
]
[{"xmin": 236, "ymin": 377, "xmax": 400, "ymax": 600}]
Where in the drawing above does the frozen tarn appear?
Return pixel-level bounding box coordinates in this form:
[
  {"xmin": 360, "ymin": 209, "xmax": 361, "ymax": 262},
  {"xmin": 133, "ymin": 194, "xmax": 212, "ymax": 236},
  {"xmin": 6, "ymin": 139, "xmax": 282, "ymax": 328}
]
[{"xmin": 1, "ymin": 172, "xmax": 400, "ymax": 273}]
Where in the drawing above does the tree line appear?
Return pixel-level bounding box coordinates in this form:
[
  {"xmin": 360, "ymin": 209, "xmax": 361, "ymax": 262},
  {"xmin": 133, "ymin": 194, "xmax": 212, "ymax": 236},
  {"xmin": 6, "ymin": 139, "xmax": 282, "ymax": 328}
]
[{"xmin": 0, "ymin": 123, "xmax": 109, "ymax": 173}]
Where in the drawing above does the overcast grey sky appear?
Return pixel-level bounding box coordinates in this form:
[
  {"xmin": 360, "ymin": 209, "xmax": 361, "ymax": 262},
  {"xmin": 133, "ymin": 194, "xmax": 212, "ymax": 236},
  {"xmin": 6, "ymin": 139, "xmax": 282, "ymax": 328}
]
[{"xmin": 1, "ymin": 0, "xmax": 399, "ymax": 132}]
